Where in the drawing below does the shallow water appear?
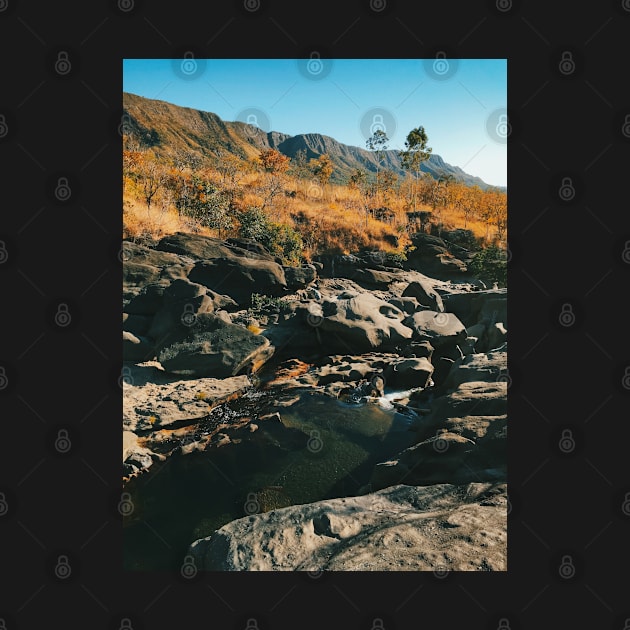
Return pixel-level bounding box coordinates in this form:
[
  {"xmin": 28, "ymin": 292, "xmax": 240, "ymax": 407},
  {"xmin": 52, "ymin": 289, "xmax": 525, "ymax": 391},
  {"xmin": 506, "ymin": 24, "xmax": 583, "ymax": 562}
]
[{"xmin": 123, "ymin": 387, "xmax": 417, "ymax": 571}]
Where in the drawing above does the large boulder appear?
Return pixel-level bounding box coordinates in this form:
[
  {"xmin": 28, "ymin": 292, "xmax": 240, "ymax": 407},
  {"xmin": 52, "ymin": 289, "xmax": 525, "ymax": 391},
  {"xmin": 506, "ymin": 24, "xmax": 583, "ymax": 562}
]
[
  {"xmin": 155, "ymin": 312, "xmax": 274, "ymax": 378},
  {"xmin": 122, "ymin": 365, "xmax": 252, "ymax": 433},
  {"xmin": 441, "ymin": 288, "xmax": 506, "ymax": 328},
  {"xmin": 188, "ymin": 258, "xmax": 287, "ymax": 307},
  {"xmin": 405, "ymin": 233, "xmax": 468, "ymax": 279},
  {"xmin": 124, "ymin": 283, "xmax": 168, "ymax": 316},
  {"xmin": 402, "ymin": 278, "xmax": 444, "ymax": 312},
  {"xmin": 384, "ymin": 357, "xmax": 434, "ymax": 389},
  {"xmin": 156, "ymin": 232, "xmax": 277, "ymax": 263},
  {"xmin": 283, "ymin": 264, "xmax": 317, "ymax": 290},
  {"xmin": 122, "ymin": 241, "xmax": 195, "ymax": 303},
  {"xmin": 403, "ymin": 311, "xmax": 467, "ymax": 349},
  {"xmin": 315, "ymin": 292, "xmax": 413, "ymax": 353},
  {"xmin": 147, "ymin": 279, "xmax": 215, "ymax": 343},
  {"xmin": 187, "ymin": 482, "xmax": 507, "ymax": 571},
  {"xmin": 442, "ymin": 347, "xmax": 508, "ymax": 391},
  {"xmin": 412, "ymin": 380, "xmax": 508, "ymax": 437}
]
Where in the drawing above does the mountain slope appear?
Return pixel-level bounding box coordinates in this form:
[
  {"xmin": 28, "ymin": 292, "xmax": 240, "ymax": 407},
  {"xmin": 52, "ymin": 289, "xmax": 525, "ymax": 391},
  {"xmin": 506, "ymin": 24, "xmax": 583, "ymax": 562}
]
[{"xmin": 123, "ymin": 92, "xmax": 501, "ymax": 190}]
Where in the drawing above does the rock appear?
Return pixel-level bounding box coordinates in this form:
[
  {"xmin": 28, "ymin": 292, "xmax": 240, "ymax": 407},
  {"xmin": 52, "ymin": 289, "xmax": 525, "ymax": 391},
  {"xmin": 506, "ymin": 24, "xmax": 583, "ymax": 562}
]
[
  {"xmin": 188, "ymin": 258, "xmax": 287, "ymax": 307},
  {"xmin": 316, "ymin": 292, "xmax": 413, "ymax": 353},
  {"xmin": 283, "ymin": 264, "xmax": 317, "ymax": 290},
  {"xmin": 431, "ymin": 356, "xmax": 456, "ymax": 387},
  {"xmin": 122, "ymin": 313, "xmax": 152, "ymax": 337},
  {"xmin": 478, "ymin": 295, "xmax": 507, "ymax": 327},
  {"xmin": 157, "ymin": 232, "xmax": 276, "ymax": 263},
  {"xmin": 122, "ymin": 240, "xmax": 193, "ymax": 268},
  {"xmin": 486, "ymin": 322, "xmax": 507, "ymax": 351},
  {"xmin": 371, "ymin": 432, "xmax": 479, "ymax": 489},
  {"xmin": 384, "ymin": 357, "xmax": 434, "ymax": 389},
  {"xmin": 147, "ymin": 279, "xmax": 215, "ymax": 342},
  {"xmin": 123, "ymin": 262, "xmax": 161, "ymax": 289},
  {"xmin": 405, "ymin": 233, "xmax": 468, "ymax": 279},
  {"xmin": 187, "ymin": 482, "xmax": 507, "ymax": 571},
  {"xmin": 123, "ymin": 331, "xmax": 155, "ymax": 363},
  {"xmin": 122, "ymin": 364, "xmax": 252, "ymax": 433},
  {"xmin": 402, "ymin": 279, "xmax": 444, "ymax": 312},
  {"xmin": 400, "ymin": 340, "xmax": 434, "ymax": 359},
  {"xmin": 158, "ymin": 263, "xmax": 194, "ymax": 283},
  {"xmin": 155, "ymin": 312, "xmax": 274, "ymax": 378},
  {"xmin": 442, "ymin": 347, "xmax": 507, "ymax": 391},
  {"xmin": 351, "ymin": 269, "xmax": 402, "ymax": 289},
  {"xmin": 125, "ymin": 283, "xmax": 167, "ymax": 316},
  {"xmin": 387, "ymin": 296, "xmax": 423, "ymax": 315},
  {"xmin": 413, "ymin": 380, "xmax": 508, "ymax": 437},
  {"xmin": 441, "ymin": 289, "xmax": 506, "ymax": 328},
  {"xmin": 403, "ymin": 311, "xmax": 467, "ymax": 349}
]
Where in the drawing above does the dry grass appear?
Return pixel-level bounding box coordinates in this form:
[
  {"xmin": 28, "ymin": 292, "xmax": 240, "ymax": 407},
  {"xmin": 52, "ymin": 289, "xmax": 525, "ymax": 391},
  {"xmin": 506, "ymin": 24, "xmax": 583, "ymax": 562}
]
[{"xmin": 123, "ymin": 167, "xmax": 504, "ymax": 254}]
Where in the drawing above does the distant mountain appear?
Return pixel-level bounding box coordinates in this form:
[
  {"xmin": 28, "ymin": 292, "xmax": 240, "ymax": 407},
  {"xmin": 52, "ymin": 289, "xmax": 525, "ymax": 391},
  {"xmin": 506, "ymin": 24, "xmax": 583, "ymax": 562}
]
[{"xmin": 122, "ymin": 92, "xmax": 505, "ymax": 191}]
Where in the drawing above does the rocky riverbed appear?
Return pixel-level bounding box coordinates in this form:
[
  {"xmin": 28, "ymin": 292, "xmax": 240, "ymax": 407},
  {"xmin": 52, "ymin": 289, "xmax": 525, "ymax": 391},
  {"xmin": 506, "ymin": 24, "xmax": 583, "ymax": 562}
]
[{"xmin": 122, "ymin": 230, "xmax": 507, "ymax": 571}]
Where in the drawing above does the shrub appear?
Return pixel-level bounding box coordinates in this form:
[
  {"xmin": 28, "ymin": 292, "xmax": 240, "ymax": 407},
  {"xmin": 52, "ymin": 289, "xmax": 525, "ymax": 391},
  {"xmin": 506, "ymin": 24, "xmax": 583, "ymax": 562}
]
[
  {"xmin": 468, "ymin": 245, "xmax": 507, "ymax": 287},
  {"xmin": 238, "ymin": 207, "xmax": 304, "ymax": 266}
]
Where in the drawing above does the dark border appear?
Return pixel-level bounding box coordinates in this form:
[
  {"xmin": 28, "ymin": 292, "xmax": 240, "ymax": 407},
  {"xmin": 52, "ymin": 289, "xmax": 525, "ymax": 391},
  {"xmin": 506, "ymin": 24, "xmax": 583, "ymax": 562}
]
[{"xmin": 2, "ymin": 0, "xmax": 628, "ymax": 628}]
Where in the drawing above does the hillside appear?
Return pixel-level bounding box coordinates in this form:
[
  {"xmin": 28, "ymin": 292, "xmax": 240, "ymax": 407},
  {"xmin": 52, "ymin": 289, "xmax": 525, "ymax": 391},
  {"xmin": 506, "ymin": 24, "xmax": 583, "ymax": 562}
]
[{"xmin": 122, "ymin": 92, "xmax": 501, "ymax": 190}]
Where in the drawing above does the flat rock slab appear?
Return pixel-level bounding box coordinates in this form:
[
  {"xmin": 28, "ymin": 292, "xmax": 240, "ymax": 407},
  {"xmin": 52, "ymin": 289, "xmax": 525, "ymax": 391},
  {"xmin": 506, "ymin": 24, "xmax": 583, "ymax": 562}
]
[
  {"xmin": 188, "ymin": 482, "xmax": 507, "ymax": 571},
  {"xmin": 123, "ymin": 363, "xmax": 251, "ymax": 432}
]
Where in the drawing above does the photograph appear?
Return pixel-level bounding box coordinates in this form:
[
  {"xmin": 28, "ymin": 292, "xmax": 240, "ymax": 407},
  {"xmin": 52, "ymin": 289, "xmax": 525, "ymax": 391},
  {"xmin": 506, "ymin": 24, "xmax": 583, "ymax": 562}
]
[{"xmin": 120, "ymin": 57, "xmax": 508, "ymax": 572}]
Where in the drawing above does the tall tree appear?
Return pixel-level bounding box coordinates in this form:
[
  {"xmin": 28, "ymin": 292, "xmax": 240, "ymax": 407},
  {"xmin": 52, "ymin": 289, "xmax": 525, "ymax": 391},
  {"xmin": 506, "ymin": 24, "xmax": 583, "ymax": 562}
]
[
  {"xmin": 398, "ymin": 126, "xmax": 432, "ymax": 213},
  {"xmin": 366, "ymin": 129, "xmax": 389, "ymax": 206}
]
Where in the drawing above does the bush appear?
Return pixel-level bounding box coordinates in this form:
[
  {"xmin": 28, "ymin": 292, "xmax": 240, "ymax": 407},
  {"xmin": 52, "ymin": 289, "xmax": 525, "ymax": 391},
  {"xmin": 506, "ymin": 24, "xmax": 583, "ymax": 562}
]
[
  {"xmin": 249, "ymin": 293, "xmax": 290, "ymax": 317},
  {"xmin": 468, "ymin": 245, "xmax": 507, "ymax": 287},
  {"xmin": 384, "ymin": 250, "xmax": 407, "ymax": 267},
  {"xmin": 238, "ymin": 207, "xmax": 303, "ymax": 266}
]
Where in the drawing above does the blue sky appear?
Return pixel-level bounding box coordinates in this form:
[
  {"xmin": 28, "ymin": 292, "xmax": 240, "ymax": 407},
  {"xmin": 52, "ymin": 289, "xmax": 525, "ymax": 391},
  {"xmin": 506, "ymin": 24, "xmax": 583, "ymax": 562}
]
[{"xmin": 123, "ymin": 58, "xmax": 507, "ymax": 188}]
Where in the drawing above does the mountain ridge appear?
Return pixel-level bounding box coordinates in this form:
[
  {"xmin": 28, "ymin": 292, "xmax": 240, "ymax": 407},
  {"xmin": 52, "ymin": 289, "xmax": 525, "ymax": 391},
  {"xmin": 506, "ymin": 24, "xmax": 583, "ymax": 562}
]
[{"xmin": 122, "ymin": 92, "xmax": 505, "ymax": 191}]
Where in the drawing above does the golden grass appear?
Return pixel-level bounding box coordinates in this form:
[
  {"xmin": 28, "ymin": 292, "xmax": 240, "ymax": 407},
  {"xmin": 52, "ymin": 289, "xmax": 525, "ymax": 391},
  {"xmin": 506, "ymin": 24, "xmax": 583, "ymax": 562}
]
[{"xmin": 123, "ymin": 168, "xmax": 504, "ymax": 254}]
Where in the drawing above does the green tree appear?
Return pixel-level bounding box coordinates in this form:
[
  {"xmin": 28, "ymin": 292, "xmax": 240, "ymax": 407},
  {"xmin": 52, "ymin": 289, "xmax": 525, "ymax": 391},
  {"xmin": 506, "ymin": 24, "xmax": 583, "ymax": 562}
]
[
  {"xmin": 399, "ymin": 126, "xmax": 432, "ymax": 212},
  {"xmin": 366, "ymin": 129, "xmax": 389, "ymax": 206},
  {"xmin": 311, "ymin": 153, "xmax": 334, "ymax": 187},
  {"xmin": 348, "ymin": 168, "xmax": 374, "ymax": 228}
]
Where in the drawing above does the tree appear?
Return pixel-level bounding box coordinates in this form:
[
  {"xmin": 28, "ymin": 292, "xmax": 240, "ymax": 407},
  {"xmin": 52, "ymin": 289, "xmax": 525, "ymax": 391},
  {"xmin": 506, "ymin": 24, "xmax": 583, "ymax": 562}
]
[
  {"xmin": 258, "ymin": 148, "xmax": 290, "ymax": 174},
  {"xmin": 256, "ymin": 148, "xmax": 291, "ymax": 213},
  {"xmin": 366, "ymin": 129, "xmax": 389, "ymax": 206},
  {"xmin": 348, "ymin": 168, "xmax": 374, "ymax": 228},
  {"xmin": 138, "ymin": 156, "xmax": 167, "ymax": 215},
  {"xmin": 398, "ymin": 126, "xmax": 432, "ymax": 212},
  {"xmin": 311, "ymin": 153, "xmax": 334, "ymax": 187},
  {"xmin": 289, "ymin": 148, "xmax": 311, "ymax": 180},
  {"xmin": 380, "ymin": 169, "xmax": 399, "ymax": 205}
]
